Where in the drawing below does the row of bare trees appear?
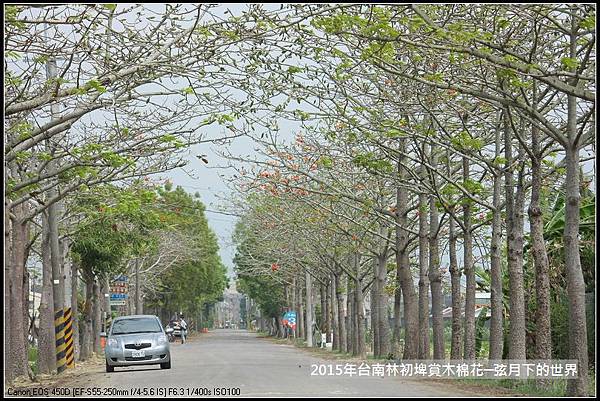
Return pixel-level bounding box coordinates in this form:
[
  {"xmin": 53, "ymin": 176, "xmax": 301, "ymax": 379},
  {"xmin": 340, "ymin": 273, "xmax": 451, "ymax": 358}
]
[
  {"xmin": 5, "ymin": 3, "xmax": 306, "ymax": 383},
  {"xmin": 228, "ymin": 4, "xmax": 594, "ymax": 396},
  {"xmin": 5, "ymin": 4, "xmax": 595, "ymax": 396}
]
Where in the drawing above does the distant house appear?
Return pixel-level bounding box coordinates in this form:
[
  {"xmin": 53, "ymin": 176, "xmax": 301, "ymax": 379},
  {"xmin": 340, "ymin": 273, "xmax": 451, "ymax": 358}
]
[
  {"xmin": 441, "ymin": 306, "xmax": 491, "ymax": 319},
  {"xmin": 441, "ymin": 292, "xmax": 492, "ymax": 319},
  {"xmin": 475, "ymin": 291, "xmax": 491, "ymax": 307},
  {"xmin": 29, "ymin": 291, "xmax": 41, "ymax": 325},
  {"xmin": 377, "ymin": 290, "xmax": 493, "ymax": 328}
]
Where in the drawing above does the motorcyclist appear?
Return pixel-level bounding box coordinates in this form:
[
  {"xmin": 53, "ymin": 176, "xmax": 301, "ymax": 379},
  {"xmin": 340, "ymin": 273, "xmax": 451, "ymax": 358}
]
[{"xmin": 179, "ymin": 314, "xmax": 188, "ymax": 344}]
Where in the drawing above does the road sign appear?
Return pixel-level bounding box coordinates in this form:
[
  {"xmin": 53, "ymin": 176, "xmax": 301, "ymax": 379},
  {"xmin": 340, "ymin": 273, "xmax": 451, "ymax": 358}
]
[
  {"xmin": 111, "ymin": 282, "xmax": 128, "ymax": 292},
  {"xmin": 109, "ymin": 274, "xmax": 128, "ymax": 314},
  {"xmin": 110, "ymin": 275, "xmax": 129, "ymax": 304},
  {"xmin": 282, "ymin": 311, "xmax": 297, "ymax": 330}
]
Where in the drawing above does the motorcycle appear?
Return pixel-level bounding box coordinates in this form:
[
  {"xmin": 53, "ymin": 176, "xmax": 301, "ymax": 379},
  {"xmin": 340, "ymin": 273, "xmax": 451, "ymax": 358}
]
[{"xmin": 166, "ymin": 323, "xmax": 181, "ymax": 342}]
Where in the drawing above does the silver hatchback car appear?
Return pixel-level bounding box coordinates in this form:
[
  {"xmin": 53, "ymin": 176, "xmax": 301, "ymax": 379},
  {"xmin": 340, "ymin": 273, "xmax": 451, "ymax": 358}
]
[{"xmin": 102, "ymin": 315, "xmax": 172, "ymax": 372}]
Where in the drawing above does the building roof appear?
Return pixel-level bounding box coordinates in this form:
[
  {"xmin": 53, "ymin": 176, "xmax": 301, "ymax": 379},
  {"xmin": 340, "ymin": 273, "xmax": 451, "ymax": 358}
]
[{"xmin": 441, "ymin": 306, "xmax": 491, "ymax": 319}]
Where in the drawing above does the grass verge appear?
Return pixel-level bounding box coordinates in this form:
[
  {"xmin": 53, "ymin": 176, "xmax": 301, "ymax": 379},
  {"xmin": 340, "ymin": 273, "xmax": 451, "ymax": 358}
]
[
  {"xmin": 258, "ymin": 333, "xmax": 595, "ymax": 396},
  {"xmin": 454, "ymin": 372, "xmax": 596, "ymax": 397}
]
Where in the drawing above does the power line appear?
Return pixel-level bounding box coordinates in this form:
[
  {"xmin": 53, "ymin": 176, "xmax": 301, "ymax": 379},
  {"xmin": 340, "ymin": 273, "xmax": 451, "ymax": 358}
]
[{"xmin": 205, "ymin": 209, "xmax": 241, "ymax": 217}]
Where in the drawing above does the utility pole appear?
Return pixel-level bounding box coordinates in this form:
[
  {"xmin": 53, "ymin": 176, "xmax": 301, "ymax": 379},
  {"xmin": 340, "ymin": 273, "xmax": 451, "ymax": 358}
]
[{"xmin": 135, "ymin": 258, "xmax": 141, "ymax": 314}]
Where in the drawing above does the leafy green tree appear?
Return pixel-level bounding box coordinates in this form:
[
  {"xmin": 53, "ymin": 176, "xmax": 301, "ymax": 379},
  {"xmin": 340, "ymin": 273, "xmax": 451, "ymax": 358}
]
[{"xmin": 144, "ymin": 185, "xmax": 227, "ymax": 325}]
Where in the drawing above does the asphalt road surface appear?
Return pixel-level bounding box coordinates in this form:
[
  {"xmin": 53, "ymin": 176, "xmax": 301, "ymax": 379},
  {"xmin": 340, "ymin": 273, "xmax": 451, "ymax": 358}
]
[{"xmin": 90, "ymin": 329, "xmax": 488, "ymax": 397}]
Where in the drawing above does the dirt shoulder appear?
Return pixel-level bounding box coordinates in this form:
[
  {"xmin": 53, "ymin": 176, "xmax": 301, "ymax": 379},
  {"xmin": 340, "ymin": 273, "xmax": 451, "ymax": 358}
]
[
  {"xmin": 5, "ymin": 332, "xmax": 209, "ymax": 397},
  {"xmin": 5, "ymin": 355, "xmax": 105, "ymax": 397}
]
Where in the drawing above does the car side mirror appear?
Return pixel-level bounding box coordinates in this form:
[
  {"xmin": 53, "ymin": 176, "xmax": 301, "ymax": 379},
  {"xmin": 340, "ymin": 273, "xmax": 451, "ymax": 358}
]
[
  {"xmin": 100, "ymin": 332, "xmax": 108, "ymax": 338},
  {"xmin": 166, "ymin": 328, "xmax": 174, "ymax": 334}
]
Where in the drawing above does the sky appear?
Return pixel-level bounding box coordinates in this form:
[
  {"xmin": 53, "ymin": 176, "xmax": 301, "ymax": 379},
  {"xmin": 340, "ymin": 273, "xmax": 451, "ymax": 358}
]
[
  {"xmin": 159, "ymin": 117, "xmax": 301, "ymax": 278},
  {"xmin": 164, "ymin": 139, "xmax": 244, "ymax": 277}
]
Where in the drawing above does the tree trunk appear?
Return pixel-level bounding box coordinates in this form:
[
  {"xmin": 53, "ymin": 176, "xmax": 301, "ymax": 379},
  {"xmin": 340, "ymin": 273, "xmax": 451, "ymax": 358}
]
[
  {"xmin": 292, "ymin": 278, "xmax": 298, "ymax": 338},
  {"xmin": 79, "ymin": 273, "xmax": 94, "ymax": 361},
  {"xmin": 449, "ymin": 214, "xmax": 462, "ymax": 359},
  {"xmin": 275, "ymin": 316, "xmax": 284, "ymax": 338},
  {"xmin": 23, "ymin": 265, "xmax": 31, "ymax": 367},
  {"xmin": 352, "ymin": 289, "xmax": 358, "ymax": 356},
  {"xmin": 336, "ymin": 273, "xmax": 346, "ymax": 353},
  {"xmin": 4, "ymin": 200, "xmax": 13, "ymax": 383},
  {"xmin": 355, "ymin": 274, "xmax": 366, "ymax": 359},
  {"xmin": 392, "ymin": 273, "xmax": 402, "ymax": 358},
  {"xmin": 528, "ymin": 99, "xmax": 552, "ymax": 372},
  {"xmin": 305, "ymin": 270, "xmax": 313, "ymax": 347},
  {"xmin": 463, "ymin": 157, "xmax": 476, "ymax": 360},
  {"xmin": 299, "ymin": 286, "xmax": 305, "ymax": 340},
  {"xmin": 504, "ymin": 112, "xmax": 527, "ymax": 360},
  {"xmin": 284, "ymin": 284, "xmax": 289, "ymax": 308},
  {"xmin": 418, "ymin": 156, "xmax": 430, "ymax": 359},
  {"xmin": 92, "ymin": 278, "xmax": 102, "ymax": 354},
  {"xmin": 371, "ymin": 265, "xmax": 380, "ymax": 357},
  {"xmin": 564, "ymin": 16, "xmax": 589, "ymax": 392},
  {"xmin": 429, "ymin": 190, "xmax": 444, "ymax": 360},
  {"xmin": 320, "ymin": 283, "xmax": 328, "ymax": 345},
  {"xmin": 331, "ymin": 273, "xmax": 339, "ymax": 351},
  {"xmin": 512, "ymin": 163, "xmax": 527, "ymax": 360},
  {"xmin": 564, "ymin": 145, "xmax": 589, "ymax": 396},
  {"xmin": 489, "ymin": 121, "xmax": 504, "ymax": 361},
  {"xmin": 38, "ymin": 211, "xmax": 56, "ymax": 374},
  {"xmin": 377, "ymin": 252, "xmax": 391, "ymax": 358},
  {"xmin": 7, "ymin": 204, "xmax": 30, "ymax": 382},
  {"xmin": 325, "ymin": 279, "xmax": 332, "ymax": 343},
  {"xmin": 396, "ymin": 138, "xmax": 419, "ymax": 359},
  {"xmin": 347, "ymin": 276, "xmax": 354, "ymax": 354},
  {"xmin": 529, "ymin": 161, "xmax": 551, "ymax": 362}
]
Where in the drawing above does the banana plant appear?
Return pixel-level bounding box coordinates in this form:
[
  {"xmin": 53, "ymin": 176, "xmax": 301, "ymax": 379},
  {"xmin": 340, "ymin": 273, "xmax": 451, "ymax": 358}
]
[{"xmin": 526, "ymin": 188, "xmax": 596, "ymax": 293}]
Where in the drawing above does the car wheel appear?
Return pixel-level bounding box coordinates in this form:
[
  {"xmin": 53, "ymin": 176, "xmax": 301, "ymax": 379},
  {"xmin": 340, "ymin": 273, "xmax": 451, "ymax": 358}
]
[
  {"xmin": 106, "ymin": 361, "xmax": 114, "ymax": 373},
  {"xmin": 160, "ymin": 361, "xmax": 171, "ymax": 369}
]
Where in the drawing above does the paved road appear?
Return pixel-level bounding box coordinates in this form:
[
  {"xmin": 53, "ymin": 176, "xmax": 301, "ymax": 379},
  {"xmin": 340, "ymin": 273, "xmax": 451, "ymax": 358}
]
[{"xmin": 90, "ymin": 329, "xmax": 487, "ymax": 397}]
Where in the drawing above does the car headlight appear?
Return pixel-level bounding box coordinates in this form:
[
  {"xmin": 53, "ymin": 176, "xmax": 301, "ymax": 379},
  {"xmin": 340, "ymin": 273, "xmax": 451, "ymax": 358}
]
[
  {"xmin": 108, "ymin": 338, "xmax": 118, "ymax": 347},
  {"xmin": 157, "ymin": 334, "xmax": 167, "ymax": 344}
]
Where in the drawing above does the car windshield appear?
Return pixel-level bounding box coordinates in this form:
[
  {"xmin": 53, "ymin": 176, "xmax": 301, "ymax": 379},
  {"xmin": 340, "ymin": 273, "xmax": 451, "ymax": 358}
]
[{"xmin": 111, "ymin": 318, "xmax": 162, "ymax": 335}]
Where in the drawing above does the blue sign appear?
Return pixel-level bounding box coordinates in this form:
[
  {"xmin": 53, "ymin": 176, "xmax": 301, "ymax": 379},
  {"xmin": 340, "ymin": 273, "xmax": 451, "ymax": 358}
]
[
  {"xmin": 110, "ymin": 293, "xmax": 129, "ymax": 299},
  {"xmin": 282, "ymin": 311, "xmax": 297, "ymax": 330}
]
